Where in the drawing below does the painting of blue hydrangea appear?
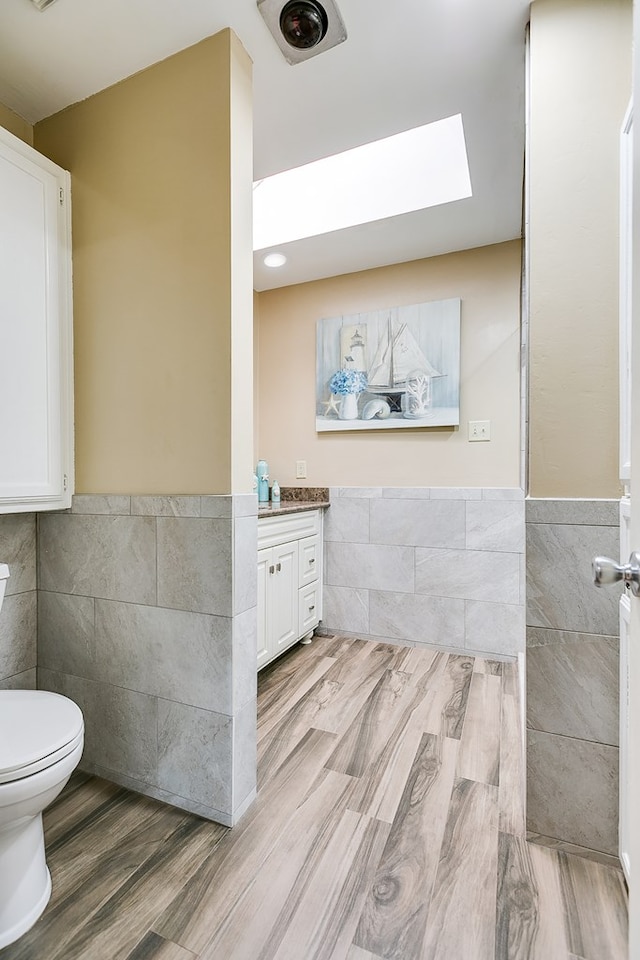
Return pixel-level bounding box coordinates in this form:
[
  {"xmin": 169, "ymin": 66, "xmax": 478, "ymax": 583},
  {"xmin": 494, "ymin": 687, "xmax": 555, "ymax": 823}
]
[{"xmin": 316, "ymin": 298, "xmax": 461, "ymax": 431}]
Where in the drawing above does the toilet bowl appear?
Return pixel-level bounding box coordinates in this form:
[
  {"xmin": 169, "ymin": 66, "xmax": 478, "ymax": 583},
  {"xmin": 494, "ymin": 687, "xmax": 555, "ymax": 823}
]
[{"xmin": 0, "ymin": 689, "xmax": 84, "ymax": 949}]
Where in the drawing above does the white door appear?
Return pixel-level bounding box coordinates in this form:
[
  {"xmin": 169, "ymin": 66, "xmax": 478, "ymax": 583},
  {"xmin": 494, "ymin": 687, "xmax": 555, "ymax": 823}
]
[
  {"xmin": 597, "ymin": 56, "xmax": 638, "ymax": 955},
  {"xmin": 619, "ymin": 103, "xmax": 633, "ymax": 887},
  {"xmin": 629, "ymin": 8, "xmax": 640, "ymax": 948}
]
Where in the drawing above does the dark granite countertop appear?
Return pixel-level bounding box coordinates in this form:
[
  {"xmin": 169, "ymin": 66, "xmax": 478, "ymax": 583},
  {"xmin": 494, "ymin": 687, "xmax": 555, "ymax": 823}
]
[
  {"xmin": 257, "ymin": 485, "xmax": 329, "ymax": 517},
  {"xmin": 258, "ymin": 500, "xmax": 329, "ymax": 517}
]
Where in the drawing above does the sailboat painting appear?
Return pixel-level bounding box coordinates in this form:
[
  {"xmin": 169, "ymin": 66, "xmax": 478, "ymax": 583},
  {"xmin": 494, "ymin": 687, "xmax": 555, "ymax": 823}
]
[{"xmin": 316, "ymin": 298, "xmax": 461, "ymax": 431}]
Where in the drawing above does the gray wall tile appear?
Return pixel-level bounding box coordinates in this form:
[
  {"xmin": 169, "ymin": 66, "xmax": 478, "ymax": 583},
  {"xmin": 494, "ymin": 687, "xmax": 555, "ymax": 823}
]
[
  {"xmin": 464, "ymin": 599, "xmax": 525, "ymax": 655},
  {"xmin": 325, "ymin": 541, "xmax": 415, "ymax": 593},
  {"xmin": 322, "ymin": 487, "xmax": 526, "ymax": 657},
  {"xmin": 322, "ymin": 584, "xmax": 370, "ymax": 635},
  {"xmin": 233, "ymin": 495, "xmax": 258, "ymax": 518},
  {"xmin": 381, "ymin": 487, "xmax": 432, "ymax": 499},
  {"xmin": 39, "ymin": 668, "xmax": 158, "ymax": 783},
  {"xmin": 131, "ymin": 496, "xmax": 201, "ymax": 517},
  {"xmin": 482, "ymin": 488, "xmax": 524, "ymax": 501},
  {"xmin": 0, "ymin": 668, "xmax": 36, "ymax": 689},
  {"xmin": 94, "ymin": 600, "xmax": 234, "ymax": 713},
  {"xmin": 526, "ymin": 522, "xmax": 620, "ymax": 634},
  {"xmin": 466, "ymin": 501, "xmax": 525, "ymax": 553},
  {"xmin": 334, "ymin": 487, "xmax": 382, "ymax": 498},
  {"xmin": 369, "ymin": 590, "xmax": 465, "ymax": 646},
  {"xmin": 38, "ymin": 514, "xmax": 157, "ymax": 604},
  {"xmin": 35, "ymin": 494, "xmax": 249, "ymax": 827},
  {"xmin": 415, "ymin": 548, "xmax": 520, "ymax": 603},
  {"xmin": 0, "ymin": 592, "xmax": 36, "ymax": 679},
  {"xmin": 526, "ymin": 498, "xmax": 619, "ymax": 526},
  {"xmin": 157, "ymin": 699, "xmax": 233, "ymax": 811},
  {"xmin": 527, "ymin": 625, "xmax": 613, "ymax": 648},
  {"xmin": 527, "ymin": 730, "xmax": 619, "ymax": 856},
  {"xmin": 323, "ymin": 497, "xmax": 370, "ymax": 543},
  {"xmin": 370, "ymin": 499, "xmax": 465, "ymax": 548},
  {"xmin": 80, "ymin": 761, "xmax": 235, "ymax": 826},
  {"xmin": 71, "ymin": 495, "xmax": 131, "ymax": 515},
  {"xmin": 525, "ymin": 501, "xmax": 621, "ymax": 858},
  {"xmin": 234, "ymin": 516, "xmax": 258, "ymax": 615},
  {"xmin": 232, "ymin": 606, "xmax": 258, "ymax": 714},
  {"xmin": 38, "ymin": 591, "xmax": 96, "ymax": 677},
  {"xmin": 157, "ymin": 517, "xmax": 232, "ymax": 616},
  {"xmin": 0, "ymin": 512, "xmax": 36, "ymax": 593},
  {"xmin": 526, "ymin": 632, "xmax": 618, "ymax": 745},
  {"xmin": 430, "ymin": 488, "xmax": 482, "ymax": 500},
  {"xmin": 0, "ymin": 520, "xmax": 36, "ymax": 682},
  {"xmin": 233, "ymin": 696, "xmax": 257, "ymax": 812},
  {"xmin": 200, "ymin": 496, "xmax": 233, "ymax": 519}
]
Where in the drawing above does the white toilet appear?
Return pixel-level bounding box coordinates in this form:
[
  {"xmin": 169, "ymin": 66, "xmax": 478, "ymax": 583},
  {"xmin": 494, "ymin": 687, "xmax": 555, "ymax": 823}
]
[{"xmin": 0, "ymin": 563, "xmax": 85, "ymax": 949}]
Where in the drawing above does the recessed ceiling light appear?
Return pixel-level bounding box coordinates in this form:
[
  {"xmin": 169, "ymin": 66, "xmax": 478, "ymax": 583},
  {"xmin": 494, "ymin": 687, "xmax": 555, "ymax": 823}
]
[
  {"xmin": 253, "ymin": 114, "xmax": 472, "ymax": 251},
  {"xmin": 263, "ymin": 252, "xmax": 288, "ymax": 268}
]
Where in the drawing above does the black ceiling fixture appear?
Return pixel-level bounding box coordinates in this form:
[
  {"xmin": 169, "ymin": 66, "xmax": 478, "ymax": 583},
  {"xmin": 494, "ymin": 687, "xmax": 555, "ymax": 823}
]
[
  {"xmin": 279, "ymin": 1, "xmax": 328, "ymax": 50},
  {"xmin": 257, "ymin": 0, "xmax": 347, "ymax": 65}
]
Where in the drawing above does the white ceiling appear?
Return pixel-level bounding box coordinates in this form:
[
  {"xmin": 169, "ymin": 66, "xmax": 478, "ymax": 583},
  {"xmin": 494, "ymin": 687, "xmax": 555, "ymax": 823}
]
[{"xmin": 0, "ymin": 0, "xmax": 530, "ymax": 291}]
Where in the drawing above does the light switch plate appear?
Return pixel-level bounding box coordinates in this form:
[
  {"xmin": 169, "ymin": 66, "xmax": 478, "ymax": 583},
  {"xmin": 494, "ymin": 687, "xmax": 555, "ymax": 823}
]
[{"xmin": 468, "ymin": 420, "xmax": 491, "ymax": 441}]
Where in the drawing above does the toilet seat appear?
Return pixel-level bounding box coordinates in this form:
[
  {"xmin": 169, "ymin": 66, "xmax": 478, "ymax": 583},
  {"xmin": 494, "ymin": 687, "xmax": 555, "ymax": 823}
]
[{"xmin": 0, "ymin": 691, "xmax": 84, "ymax": 784}]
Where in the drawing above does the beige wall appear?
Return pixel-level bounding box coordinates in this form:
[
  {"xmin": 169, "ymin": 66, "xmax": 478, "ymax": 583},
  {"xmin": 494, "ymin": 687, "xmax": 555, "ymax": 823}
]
[
  {"xmin": 528, "ymin": 0, "xmax": 632, "ymax": 498},
  {"xmin": 0, "ymin": 102, "xmax": 33, "ymax": 146},
  {"xmin": 229, "ymin": 33, "xmax": 255, "ymax": 493},
  {"xmin": 34, "ymin": 31, "xmax": 253, "ymax": 495},
  {"xmin": 257, "ymin": 240, "xmax": 522, "ymax": 488}
]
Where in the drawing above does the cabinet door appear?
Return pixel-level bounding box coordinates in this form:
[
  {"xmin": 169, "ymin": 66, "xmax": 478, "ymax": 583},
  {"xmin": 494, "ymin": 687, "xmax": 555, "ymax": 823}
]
[
  {"xmin": 299, "ymin": 534, "xmax": 320, "ymax": 586},
  {"xmin": 257, "ymin": 547, "xmax": 271, "ymax": 670},
  {"xmin": 271, "ymin": 540, "xmax": 299, "ymax": 656},
  {"xmin": 299, "ymin": 582, "xmax": 320, "ymax": 637},
  {"xmin": 0, "ymin": 126, "xmax": 73, "ymax": 513}
]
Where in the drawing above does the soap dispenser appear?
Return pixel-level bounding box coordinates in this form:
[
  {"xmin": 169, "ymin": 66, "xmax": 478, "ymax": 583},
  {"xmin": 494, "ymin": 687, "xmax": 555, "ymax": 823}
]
[
  {"xmin": 256, "ymin": 460, "xmax": 269, "ymax": 503},
  {"xmin": 271, "ymin": 480, "xmax": 281, "ymax": 505}
]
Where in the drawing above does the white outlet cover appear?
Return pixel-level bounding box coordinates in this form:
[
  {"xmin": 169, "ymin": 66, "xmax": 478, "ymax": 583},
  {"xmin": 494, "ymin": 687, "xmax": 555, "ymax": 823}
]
[{"xmin": 468, "ymin": 420, "xmax": 491, "ymax": 441}]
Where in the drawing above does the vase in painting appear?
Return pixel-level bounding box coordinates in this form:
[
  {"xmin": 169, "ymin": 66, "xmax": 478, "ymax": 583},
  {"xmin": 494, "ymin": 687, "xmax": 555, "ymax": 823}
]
[{"xmin": 338, "ymin": 392, "xmax": 359, "ymax": 420}]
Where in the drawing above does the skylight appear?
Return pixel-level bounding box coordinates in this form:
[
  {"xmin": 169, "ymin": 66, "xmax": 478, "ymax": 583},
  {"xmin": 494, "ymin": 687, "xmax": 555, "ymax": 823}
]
[{"xmin": 253, "ymin": 114, "xmax": 472, "ymax": 252}]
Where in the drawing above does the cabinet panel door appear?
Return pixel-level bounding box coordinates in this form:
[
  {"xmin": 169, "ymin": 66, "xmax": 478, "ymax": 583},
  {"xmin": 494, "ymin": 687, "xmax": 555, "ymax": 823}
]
[
  {"xmin": 0, "ymin": 127, "xmax": 72, "ymax": 511},
  {"xmin": 271, "ymin": 541, "xmax": 299, "ymax": 655},
  {"xmin": 298, "ymin": 534, "xmax": 320, "ymax": 586},
  {"xmin": 257, "ymin": 547, "xmax": 271, "ymax": 669},
  {"xmin": 299, "ymin": 582, "xmax": 320, "ymax": 636}
]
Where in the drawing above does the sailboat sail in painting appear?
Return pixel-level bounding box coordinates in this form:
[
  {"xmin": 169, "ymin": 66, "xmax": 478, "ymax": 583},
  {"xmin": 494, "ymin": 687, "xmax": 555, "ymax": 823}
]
[
  {"xmin": 316, "ymin": 298, "xmax": 460, "ymax": 432},
  {"xmin": 367, "ymin": 317, "xmax": 444, "ymax": 391}
]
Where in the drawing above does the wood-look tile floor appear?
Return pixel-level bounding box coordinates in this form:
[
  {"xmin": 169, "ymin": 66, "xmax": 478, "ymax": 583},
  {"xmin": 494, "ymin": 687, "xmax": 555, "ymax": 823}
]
[{"xmin": 2, "ymin": 636, "xmax": 628, "ymax": 960}]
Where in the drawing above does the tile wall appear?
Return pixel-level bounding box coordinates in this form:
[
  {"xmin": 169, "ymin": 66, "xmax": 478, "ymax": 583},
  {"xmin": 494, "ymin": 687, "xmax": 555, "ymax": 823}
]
[
  {"xmin": 37, "ymin": 494, "xmax": 258, "ymax": 827},
  {"xmin": 322, "ymin": 487, "xmax": 525, "ymax": 658},
  {"xmin": 526, "ymin": 498, "xmax": 620, "ymax": 857},
  {"xmin": 0, "ymin": 512, "xmax": 37, "ymax": 689}
]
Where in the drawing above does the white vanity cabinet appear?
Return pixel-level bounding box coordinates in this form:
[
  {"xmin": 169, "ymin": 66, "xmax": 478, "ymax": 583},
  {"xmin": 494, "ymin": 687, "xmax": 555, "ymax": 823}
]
[
  {"xmin": 0, "ymin": 126, "xmax": 73, "ymax": 514},
  {"xmin": 257, "ymin": 509, "xmax": 323, "ymax": 670}
]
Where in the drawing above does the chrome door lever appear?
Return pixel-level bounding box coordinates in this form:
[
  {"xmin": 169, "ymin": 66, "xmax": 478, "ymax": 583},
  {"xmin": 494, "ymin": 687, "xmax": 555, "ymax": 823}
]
[{"xmin": 593, "ymin": 553, "xmax": 640, "ymax": 596}]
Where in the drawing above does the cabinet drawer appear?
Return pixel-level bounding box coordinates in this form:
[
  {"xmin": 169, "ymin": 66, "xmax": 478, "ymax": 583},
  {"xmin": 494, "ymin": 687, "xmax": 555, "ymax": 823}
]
[
  {"xmin": 298, "ymin": 535, "xmax": 320, "ymax": 586},
  {"xmin": 258, "ymin": 510, "xmax": 320, "ymax": 549},
  {"xmin": 299, "ymin": 583, "xmax": 320, "ymax": 636}
]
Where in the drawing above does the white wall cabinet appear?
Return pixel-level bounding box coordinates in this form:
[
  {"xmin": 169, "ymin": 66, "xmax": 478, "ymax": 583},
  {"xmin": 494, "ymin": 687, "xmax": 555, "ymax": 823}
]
[
  {"xmin": 257, "ymin": 509, "xmax": 323, "ymax": 670},
  {"xmin": 0, "ymin": 126, "xmax": 73, "ymax": 514}
]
